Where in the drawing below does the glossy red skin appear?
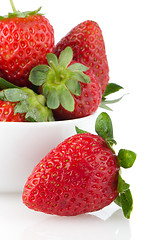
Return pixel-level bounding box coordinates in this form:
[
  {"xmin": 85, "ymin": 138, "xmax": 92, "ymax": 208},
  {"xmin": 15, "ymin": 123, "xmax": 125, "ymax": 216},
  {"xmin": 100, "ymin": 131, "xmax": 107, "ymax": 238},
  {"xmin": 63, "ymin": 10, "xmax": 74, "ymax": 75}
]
[
  {"xmin": 22, "ymin": 133, "xmax": 119, "ymax": 216},
  {"xmin": 54, "ymin": 20, "xmax": 109, "ymax": 94},
  {"xmin": 0, "ymin": 100, "xmax": 26, "ymax": 122},
  {"xmin": 0, "ymin": 15, "xmax": 54, "ymax": 87},
  {"xmin": 53, "ymin": 68, "xmax": 102, "ymax": 120}
]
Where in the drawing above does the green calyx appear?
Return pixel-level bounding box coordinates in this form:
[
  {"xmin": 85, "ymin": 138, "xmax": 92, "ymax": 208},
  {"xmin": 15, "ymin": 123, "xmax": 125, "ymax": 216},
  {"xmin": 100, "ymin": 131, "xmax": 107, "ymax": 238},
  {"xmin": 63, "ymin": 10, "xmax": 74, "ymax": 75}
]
[
  {"xmin": 75, "ymin": 112, "xmax": 136, "ymax": 219},
  {"xmin": 95, "ymin": 112, "xmax": 116, "ymax": 147},
  {"xmin": 100, "ymin": 83, "xmax": 125, "ymax": 111},
  {"xmin": 0, "ymin": 77, "xmax": 19, "ymax": 89},
  {"xmin": 115, "ymin": 148, "xmax": 136, "ymax": 218},
  {"xmin": 95, "ymin": 112, "xmax": 136, "ymax": 219},
  {"xmin": 0, "ymin": 87, "xmax": 54, "ymax": 122},
  {"xmin": 0, "ymin": 0, "xmax": 42, "ymax": 20},
  {"xmin": 76, "ymin": 112, "xmax": 117, "ymax": 148},
  {"xmin": 29, "ymin": 47, "xmax": 91, "ymax": 112}
]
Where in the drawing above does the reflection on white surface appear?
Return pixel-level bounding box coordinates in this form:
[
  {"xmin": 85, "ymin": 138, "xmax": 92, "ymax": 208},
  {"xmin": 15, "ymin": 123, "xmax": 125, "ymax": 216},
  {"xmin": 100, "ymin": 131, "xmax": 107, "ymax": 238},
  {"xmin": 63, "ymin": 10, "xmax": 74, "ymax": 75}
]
[
  {"xmin": 21, "ymin": 208, "xmax": 131, "ymax": 240},
  {"xmin": 0, "ymin": 193, "xmax": 131, "ymax": 240}
]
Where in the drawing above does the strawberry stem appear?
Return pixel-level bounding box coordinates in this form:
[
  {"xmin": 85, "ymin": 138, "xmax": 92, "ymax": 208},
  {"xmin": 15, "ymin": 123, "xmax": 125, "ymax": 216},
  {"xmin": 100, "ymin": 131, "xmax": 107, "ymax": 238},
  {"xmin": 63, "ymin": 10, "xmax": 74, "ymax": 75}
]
[{"xmin": 9, "ymin": 0, "xmax": 17, "ymax": 13}]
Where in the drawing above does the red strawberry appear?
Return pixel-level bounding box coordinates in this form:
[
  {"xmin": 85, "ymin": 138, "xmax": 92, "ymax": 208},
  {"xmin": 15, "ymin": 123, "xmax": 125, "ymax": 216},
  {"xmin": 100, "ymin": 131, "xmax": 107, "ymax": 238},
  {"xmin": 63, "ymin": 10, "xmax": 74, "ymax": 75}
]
[
  {"xmin": 0, "ymin": 2, "xmax": 54, "ymax": 87},
  {"xmin": 22, "ymin": 133, "xmax": 119, "ymax": 216},
  {"xmin": 0, "ymin": 99, "xmax": 26, "ymax": 122},
  {"xmin": 53, "ymin": 67, "xmax": 101, "ymax": 120},
  {"xmin": 22, "ymin": 112, "xmax": 136, "ymax": 218},
  {"xmin": 53, "ymin": 20, "xmax": 109, "ymax": 94},
  {"xmin": 29, "ymin": 47, "xmax": 102, "ymax": 120}
]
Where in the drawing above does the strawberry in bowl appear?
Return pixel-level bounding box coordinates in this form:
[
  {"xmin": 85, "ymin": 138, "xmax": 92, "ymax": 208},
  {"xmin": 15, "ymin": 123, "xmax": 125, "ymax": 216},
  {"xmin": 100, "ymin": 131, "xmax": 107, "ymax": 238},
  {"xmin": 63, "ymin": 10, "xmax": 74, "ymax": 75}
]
[
  {"xmin": 29, "ymin": 46, "xmax": 102, "ymax": 120},
  {"xmin": 54, "ymin": 20, "xmax": 109, "ymax": 94},
  {"xmin": 0, "ymin": 99, "xmax": 26, "ymax": 122},
  {"xmin": 0, "ymin": 0, "xmax": 55, "ymax": 87}
]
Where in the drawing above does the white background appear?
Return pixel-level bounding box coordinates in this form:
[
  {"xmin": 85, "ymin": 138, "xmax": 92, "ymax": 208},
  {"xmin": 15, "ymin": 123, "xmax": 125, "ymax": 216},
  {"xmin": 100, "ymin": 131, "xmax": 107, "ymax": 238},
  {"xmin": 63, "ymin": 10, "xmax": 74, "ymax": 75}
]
[{"xmin": 0, "ymin": 0, "xmax": 159, "ymax": 239}]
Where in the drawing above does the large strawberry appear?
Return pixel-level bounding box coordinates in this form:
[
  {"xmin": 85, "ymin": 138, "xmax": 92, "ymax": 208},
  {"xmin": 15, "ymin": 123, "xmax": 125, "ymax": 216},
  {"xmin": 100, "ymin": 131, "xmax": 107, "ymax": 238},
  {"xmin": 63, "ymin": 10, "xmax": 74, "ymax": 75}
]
[
  {"xmin": 53, "ymin": 20, "xmax": 109, "ymax": 94},
  {"xmin": 22, "ymin": 112, "xmax": 136, "ymax": 218},
  {"xmin": 0, "ymin": 0, "xmax": 54, "ymax": 87},
  {"xmin": 29, "ymin": 47, "xmax": 102, "ymax": 120}
]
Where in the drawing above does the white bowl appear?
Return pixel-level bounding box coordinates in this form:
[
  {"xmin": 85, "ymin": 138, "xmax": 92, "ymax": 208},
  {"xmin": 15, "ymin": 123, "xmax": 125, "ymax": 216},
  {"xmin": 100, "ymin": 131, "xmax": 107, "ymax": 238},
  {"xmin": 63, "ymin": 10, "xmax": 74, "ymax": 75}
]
[{"xmin": 0, "ymin": 110, "xmax": 99, "ymax": 193}]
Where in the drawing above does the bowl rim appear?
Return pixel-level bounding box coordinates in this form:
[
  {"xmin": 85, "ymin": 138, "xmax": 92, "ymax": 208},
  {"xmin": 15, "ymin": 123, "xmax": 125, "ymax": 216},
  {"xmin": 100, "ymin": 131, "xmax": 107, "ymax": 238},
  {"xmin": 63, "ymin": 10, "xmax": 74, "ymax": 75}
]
[{"xmin": 0, "ymin": 110, "xmax": 98, "ymax": 126}]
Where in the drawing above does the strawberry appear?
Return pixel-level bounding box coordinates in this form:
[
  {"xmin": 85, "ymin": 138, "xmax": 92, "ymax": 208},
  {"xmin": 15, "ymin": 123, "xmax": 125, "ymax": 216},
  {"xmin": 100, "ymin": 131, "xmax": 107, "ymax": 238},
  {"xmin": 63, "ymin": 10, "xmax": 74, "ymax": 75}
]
[
  {"xmin": 29, "ymin": 47, "xmax": 102, "ymax": 120},
  {"xmin": 53, "ymin": 20, "xmax": 109, "ymax": 94},
  {"xmin": 0, "ymin": 0, "xmax": 54, "ymax": 87},
  {"xmin": 22, "ymin": 112, "xmax": 136, "ymax": 218},
  {"xmin": 0, "ymin": 99, "xmax": 26, "ymax": 122},
  {"xmin": 0, "ymin": 84, "xmax": 54, "ymax": 122},
  {"xmin": 53, "ymin": 67, "xmax": 101, "ymax": 120}
]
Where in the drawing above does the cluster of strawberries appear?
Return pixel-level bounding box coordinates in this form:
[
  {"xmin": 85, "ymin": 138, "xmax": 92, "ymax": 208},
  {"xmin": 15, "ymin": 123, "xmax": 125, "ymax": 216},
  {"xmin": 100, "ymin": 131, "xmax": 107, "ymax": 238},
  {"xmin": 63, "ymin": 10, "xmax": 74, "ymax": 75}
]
[
  {"xmin": 0, "ymin": 1, "xmax": 111, "ymax": 122},
  {"xmin": 0, "ymin": 1, "xmax": 136, "ymax": 219}
]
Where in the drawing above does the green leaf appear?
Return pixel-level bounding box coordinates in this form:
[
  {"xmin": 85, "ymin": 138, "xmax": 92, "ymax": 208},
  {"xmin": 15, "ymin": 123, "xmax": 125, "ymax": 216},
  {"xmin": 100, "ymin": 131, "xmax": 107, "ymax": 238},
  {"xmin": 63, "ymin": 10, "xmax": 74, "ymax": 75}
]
[
  {"xmin": 25, "ymin": 105, "xmax": 52, "ymax": 122},
  {"xmin": 68, "ymin": 63, "xmax": 89, "ymax": 72},
  {"xmin": 71, "ymin": 71, "xmax": 91, "ymax": 83},
  {"xmin": 14, "ymin": 100, "xmax": 29, "ymax": 113},
  {"xmin": 0, "ymin": 88, "xmax": 28, "ymax": 102},
  {"xmin": 95, "ymin": 112, "xmax": 116, "ymax": 146},
  {"xmin": 114, "ymin": 189, "xmax": 133, "ymax": 219},
  {"xmin": 102, "ymin": 95, "xmax": 126, "ymax": 104},
  {"xmin": 58, "ymin": 47, "xmax": 73, "ymax": 68},
  {"xmin": 65, "ymin": 79, "xmax": 81, "ymax": 96},
  {"xmin": 105, "ymin": 138, "xmax": 117, "ymax": 146},
  {"xmin": 118, "ymin": 149, "xmax": 136, "ymax": 168},
  {"xmin": 0, "ymin": 7, "xmax": 42, "ymax": 19},
  {"xmin": 26, "ymin": 106, "xmax": 54, "ymax": 122},
  {"xmin": 29, "ymin": 65, "xmax": 50, "ymax": 86},
  {"xmin": 42, "ymin": 84, "xmax": 49, "ymax": 97},
  {"xmin": 103, "ymin": 83, "xmax": 123, "ymax": 97},
  {"xmin": 75, "ymin": 126, "xmax": 88, "ymax": 134},
  {"xmin": 100, "ymin": 95, "xmax": 126, "ymax": 111},
  {"xmin": 114, "ymin": 195, "xmax": 122, "ymax": 207},
  {"xmin": 46, "ymin": 88, "xmax": 60, "ymax": 109},
  {"xmin": 47, "ymin": 53, "xmax": 58, "ymax": 67},
  {"xmin": 101, "ymin": 83, "xmax": 125, "ymax": 111},
  {"xmin": 48, "ymin": 112, "xmax": 55, "ymax": 122},
  {"xmin": 57, "ymin": 85, "xmax": 75, "ymax": 112},
  {"xmin": 114, "ymin": 190, "xmax": 133, "ymax": 219},
  {"xmin": 118, "ymin": 174, "xmax": 130, "ymax": 193},
  {"xmin": 99, "ymin": 102, "xmax": 113, "ymax": 111},
  {"xmin": 20, "ymin": 7, "xmax": 42, "ymax": 17},
  {"xmin": 0, "ymin": 77, "xmax": 19, "ymax": 90},
  {"xmin": 16, "ymin": 87, "xmax": 54, "ymax": 122},
  {"xmin": 25, "ymin": 108, "xmax": 40, "ymax": 122},
  {"xmin": 120, "ymin": 189, "xmax": 133, "ymax": 219},
  {"xmin": 114, "ymin": 172, "xmax": 133, "ymax": 219}
]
